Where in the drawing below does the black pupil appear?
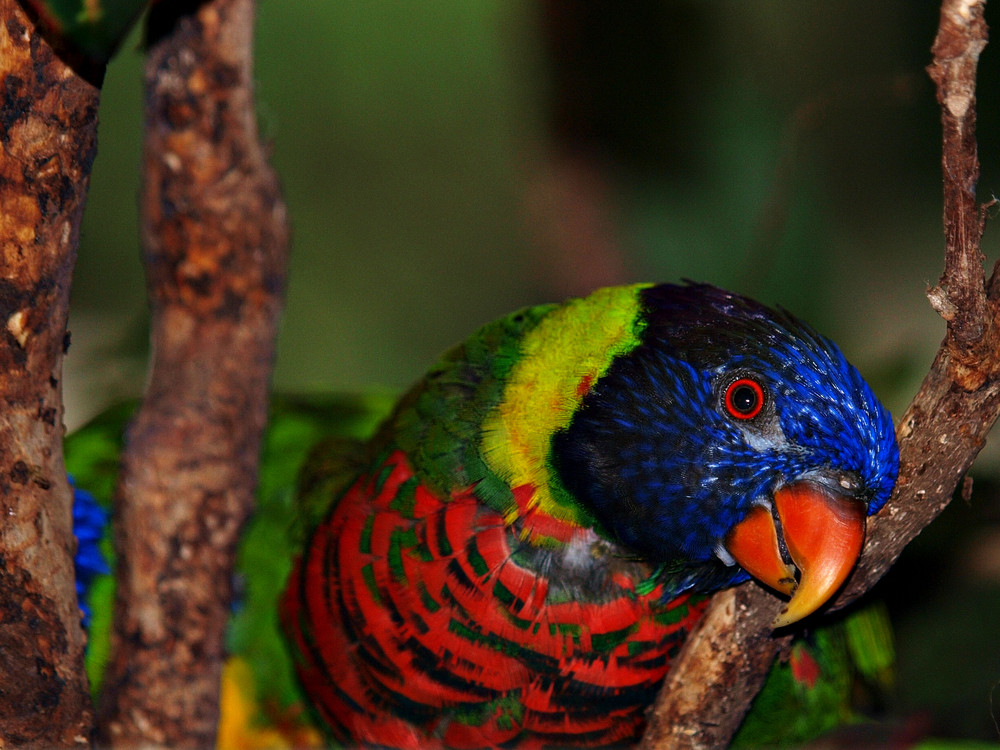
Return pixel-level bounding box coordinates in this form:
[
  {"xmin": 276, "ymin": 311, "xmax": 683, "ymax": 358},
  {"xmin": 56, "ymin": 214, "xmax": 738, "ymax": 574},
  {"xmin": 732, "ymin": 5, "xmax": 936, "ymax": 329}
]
[{"xmin": 731, "ymin": 384, "xmax": 758, "ymax": 414}]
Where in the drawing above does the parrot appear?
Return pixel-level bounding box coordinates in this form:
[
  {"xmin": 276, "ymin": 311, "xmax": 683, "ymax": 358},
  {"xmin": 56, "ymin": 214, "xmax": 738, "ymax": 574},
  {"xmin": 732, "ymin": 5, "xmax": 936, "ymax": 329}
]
[
  {"xmin": 65, "ymin": 282, "xmax": 902, "ymax": 748},
  {"xmin": 278, "ymin": 282, "xmax": 899, "ymax": 748}
]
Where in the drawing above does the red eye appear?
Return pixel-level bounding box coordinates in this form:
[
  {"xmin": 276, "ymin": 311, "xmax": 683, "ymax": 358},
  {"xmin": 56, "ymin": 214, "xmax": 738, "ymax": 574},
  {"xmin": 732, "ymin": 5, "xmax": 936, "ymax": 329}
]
[{"xmin": 724, "ymin": 378, "xmax": 765, "ymax": 420}]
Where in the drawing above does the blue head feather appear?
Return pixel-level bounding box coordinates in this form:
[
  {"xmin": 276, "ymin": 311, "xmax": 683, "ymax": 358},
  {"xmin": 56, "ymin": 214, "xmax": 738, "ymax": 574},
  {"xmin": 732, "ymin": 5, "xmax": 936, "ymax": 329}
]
[{"xmin": 551, "ymin": 283, "xmax": 898, "ymax": 595}]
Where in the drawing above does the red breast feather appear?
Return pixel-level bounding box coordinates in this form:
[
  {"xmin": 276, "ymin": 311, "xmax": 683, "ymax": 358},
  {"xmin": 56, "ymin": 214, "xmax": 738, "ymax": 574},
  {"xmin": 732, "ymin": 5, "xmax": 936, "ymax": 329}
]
[{"xmin": 281, "ymin": 449, "xmax": 706, "ymax": 749}]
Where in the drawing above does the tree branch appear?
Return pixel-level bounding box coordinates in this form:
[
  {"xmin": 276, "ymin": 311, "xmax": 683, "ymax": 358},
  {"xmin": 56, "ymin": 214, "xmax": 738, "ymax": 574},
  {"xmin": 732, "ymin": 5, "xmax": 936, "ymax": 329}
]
[
  {"xmin": 0, "ymin": 1, "xmax": 100, "ymax": 744},
  {"xmin": 640, "ymin": 1, "xmax": 998, "ymax": 747},
  {"xmin": 95, "ymin": 0, "xmax": 289, "ymax": 746}
]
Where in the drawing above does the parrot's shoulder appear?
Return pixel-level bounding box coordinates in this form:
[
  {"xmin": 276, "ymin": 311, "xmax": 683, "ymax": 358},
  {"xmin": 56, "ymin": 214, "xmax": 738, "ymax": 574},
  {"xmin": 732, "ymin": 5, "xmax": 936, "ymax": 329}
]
[{"xmin": 386, "ymin": 284, "xmax": 652, "ymax": 530}]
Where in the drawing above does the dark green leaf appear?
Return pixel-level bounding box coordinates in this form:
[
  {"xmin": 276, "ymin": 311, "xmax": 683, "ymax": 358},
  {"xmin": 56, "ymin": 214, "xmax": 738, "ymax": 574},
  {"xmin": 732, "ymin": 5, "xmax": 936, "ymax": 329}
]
[{"xmin": 22, "ymin": 0, "xmax": 148, "ymax": 63}]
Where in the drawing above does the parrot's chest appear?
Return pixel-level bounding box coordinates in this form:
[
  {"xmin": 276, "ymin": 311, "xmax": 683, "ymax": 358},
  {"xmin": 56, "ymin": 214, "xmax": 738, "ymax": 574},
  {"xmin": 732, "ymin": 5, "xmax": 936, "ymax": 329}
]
[{"xmin": 282, "ymin": 449, "xmax": 708, "ymax": 747}]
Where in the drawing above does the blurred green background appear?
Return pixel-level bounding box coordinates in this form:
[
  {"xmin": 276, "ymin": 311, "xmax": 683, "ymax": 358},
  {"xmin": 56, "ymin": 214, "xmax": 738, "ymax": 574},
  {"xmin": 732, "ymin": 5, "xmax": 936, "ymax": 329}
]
[{"xmin": 67, "ymin": 1, "xmax": 1000, "ymax": 742}]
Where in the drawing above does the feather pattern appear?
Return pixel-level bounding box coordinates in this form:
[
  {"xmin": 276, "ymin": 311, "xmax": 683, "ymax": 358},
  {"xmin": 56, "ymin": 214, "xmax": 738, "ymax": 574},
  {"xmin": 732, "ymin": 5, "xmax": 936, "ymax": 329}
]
[
  {"xmin": 282, "ymin": 450, "xmax": 705, "ymax": 748},
  {"xmin": 281, "ymin": 282, "xmax": 899, "ymax": 747}
]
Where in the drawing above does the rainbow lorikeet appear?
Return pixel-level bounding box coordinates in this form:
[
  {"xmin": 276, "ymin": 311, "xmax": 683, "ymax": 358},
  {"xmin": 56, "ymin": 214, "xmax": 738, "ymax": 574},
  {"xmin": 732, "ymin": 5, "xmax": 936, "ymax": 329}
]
[
  {"xmin": 65, "ymin": 287, "xmax": 895, "ymax": 749},
  {"xmin": 278, "ymin": 282, "xmax": 899, "ymax": 748}
]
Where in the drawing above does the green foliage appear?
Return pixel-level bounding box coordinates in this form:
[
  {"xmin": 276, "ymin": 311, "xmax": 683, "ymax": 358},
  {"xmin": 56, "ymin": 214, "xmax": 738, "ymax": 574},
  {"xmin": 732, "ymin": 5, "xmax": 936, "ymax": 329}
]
[
  {"xmin": 732, "ymin": 604, "xmax": 895, "ymax": 748},
  {"xmin": 24, "ymin": 0, "xmax": 147, "ymax": 63}
]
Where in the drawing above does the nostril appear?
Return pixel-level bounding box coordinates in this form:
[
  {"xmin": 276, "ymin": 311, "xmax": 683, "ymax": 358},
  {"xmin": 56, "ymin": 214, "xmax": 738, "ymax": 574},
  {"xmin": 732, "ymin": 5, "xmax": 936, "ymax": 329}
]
[
  {"xmin": 800, "ymin": 469, "xmax": 866, "ymax": 501},
  {"xmin": 837, "ymin": 472, "xmax": 861, "ymax": 493}
]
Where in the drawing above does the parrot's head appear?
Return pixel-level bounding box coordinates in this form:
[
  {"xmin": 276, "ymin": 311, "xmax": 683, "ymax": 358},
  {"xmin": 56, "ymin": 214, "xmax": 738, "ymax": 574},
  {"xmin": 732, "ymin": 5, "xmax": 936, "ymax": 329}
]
[{"xmin": 552, "ymin": 283, "xmax": 898, "ymax": 626}]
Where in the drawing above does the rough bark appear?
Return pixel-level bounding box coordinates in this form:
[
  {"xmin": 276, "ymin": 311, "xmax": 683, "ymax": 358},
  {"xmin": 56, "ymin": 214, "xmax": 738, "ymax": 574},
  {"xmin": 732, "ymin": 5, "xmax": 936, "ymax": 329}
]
[
  {"xmin": 640, "ymin": 1, "xmax": 997, "ymax": 747},
  {"xmin": 95, "ymin": 0, "xmax": 289, "ymax": 746},
  {"xmin": 637, "ymin": 589, "xmax": 789, "ymax": 750},
  {"xmin": 0, "ymin": 2, "xmax": 99, "ymax": 745}
]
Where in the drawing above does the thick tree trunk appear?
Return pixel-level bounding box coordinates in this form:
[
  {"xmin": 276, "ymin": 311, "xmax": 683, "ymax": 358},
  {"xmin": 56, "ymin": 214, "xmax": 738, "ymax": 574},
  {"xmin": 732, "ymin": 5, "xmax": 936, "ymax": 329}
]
[
  {"xmin": 0, "ymin": 1, "xmax": 100, "ymax": 745},
  {"xmin": 96, "ymin": 0, "xmax": 289, "ymax": 746}
]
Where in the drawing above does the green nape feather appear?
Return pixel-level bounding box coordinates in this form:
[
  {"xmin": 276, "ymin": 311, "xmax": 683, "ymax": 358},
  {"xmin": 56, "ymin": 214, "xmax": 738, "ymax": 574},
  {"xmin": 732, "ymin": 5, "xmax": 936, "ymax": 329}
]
[
  {"xmin": 389, "ymin": 300, "xmax": 557, "ymax": 505},
  {"xmin": 390, "ymin": 284, "xmax": 648, "ymax": 533}
]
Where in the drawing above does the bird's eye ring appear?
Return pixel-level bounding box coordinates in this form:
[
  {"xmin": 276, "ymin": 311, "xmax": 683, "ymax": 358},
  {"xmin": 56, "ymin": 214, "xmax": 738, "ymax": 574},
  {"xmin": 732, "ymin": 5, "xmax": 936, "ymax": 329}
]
[{"xmin": 724, "ymin": 378, "xmax": 765, "ymax": 420}]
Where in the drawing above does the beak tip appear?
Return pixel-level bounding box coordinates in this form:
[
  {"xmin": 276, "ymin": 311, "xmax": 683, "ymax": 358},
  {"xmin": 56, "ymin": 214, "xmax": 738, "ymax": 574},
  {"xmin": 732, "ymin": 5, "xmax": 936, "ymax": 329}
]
[
  {"xmin": 769, "ymin": 481, "xmax": 868, "ymax": 628},
  {"xmin": 771, "ymin": 603, "xmax": 810, "ymax": 630}
]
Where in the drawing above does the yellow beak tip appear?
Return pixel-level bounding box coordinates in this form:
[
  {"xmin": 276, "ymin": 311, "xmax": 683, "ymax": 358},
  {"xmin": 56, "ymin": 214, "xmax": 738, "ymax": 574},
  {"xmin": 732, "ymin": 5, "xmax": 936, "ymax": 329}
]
[{"xmin": 772, "ymin": 602, "xmax": 810, "ymax": 629}]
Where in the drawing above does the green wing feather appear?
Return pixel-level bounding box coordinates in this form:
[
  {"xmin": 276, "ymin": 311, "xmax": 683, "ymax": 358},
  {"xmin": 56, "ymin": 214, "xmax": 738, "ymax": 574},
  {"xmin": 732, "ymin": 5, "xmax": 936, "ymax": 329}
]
[
  {"xmin": 228, "ymin": 392, "xmax": 395, "ymax": 716},
  {"xmin": 64, "ymin": 399, "xmax": 137, "ymax": 697},
  {"xmin": 732, "ymin": 604, "xmax": 896, "ymax": 748}
]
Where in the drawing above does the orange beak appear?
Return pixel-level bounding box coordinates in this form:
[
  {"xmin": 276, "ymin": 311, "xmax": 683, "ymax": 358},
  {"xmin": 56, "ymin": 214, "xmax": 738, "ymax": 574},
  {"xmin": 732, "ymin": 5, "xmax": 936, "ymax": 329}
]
[{"xmin": 723, "ymin": 480, "xmax": 867, "ymax": 628}]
